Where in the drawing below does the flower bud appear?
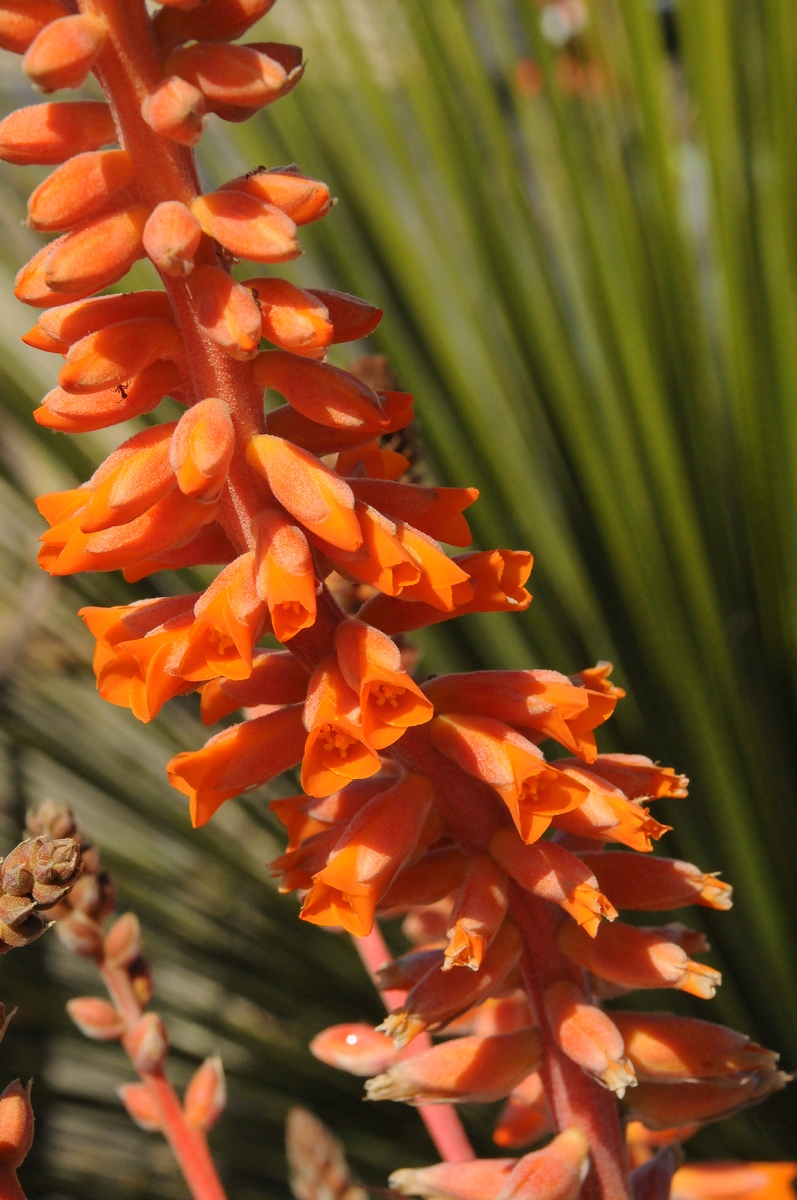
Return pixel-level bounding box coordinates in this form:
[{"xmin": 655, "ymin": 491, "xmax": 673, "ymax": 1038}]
[
  {"xmin": 42, "ymin": 204, "xmax": 149, "ymax": 296},
  {"xmin": 183, "ymin": 1056, "xmax": 226, "ymax": 1130},
  {"xmin": 57, "ymin": 910, "xmax": 104, "ymax": 960},
  {"xmin": 366, "ymin": 1027, "xmax": 542, "ymax": 1105},
  {"xmin": 443, "ymin": 856, "xmax": 508, "ymax": 972},
  {"xmin": 35, "ymin": 359, "xmax": 182, "ymax": 434},
  {"xmin": 104, "ymin": 912, "xmax": 142, "ymax": 967},
  {"xmin": 23, "ymin": 14, "xmax": 108, "ymax": 93},
  {"xmin": 164, "ymin": 41, "xmax": 298, "ymax": 113},
  {"xmin": 253, "ymin": 351, "xmax": 387, "ymax": 432},
  {"xmin": 0, "ymin": 913, "xmax": 49, "ymax": 949},
  {"xmin": 28, "ymin": 149, "xmax": 134, "ymax": 233},
  {"xmin": 497, "ymin": 1129, "xmax": 590, "ymax": 1200},
  {"xmin": 0, "ymin": 1080, "xmax": 34, "ymax": 1169},
  {"xmin": 543, "ymin": 980, "xmax": 636, "ymax": 1096},
  {"xmin": 153, "ymin": 0, "xmax": 275, "ymax": 50},
  {"xmin": 30, "ymin": 835, "xmax": 79, "ymax": 884},
  {"xmin": 309, "ymin": 1024, "xmax": 398, "ymax": 1077},
  {"xmin": 118, "ymin": 1082, "xmax": 162, "ymax": 1132},
  {"xmin": 243, "ymin": 276, "xmax": 332, "ymax": 358},
  {"xmin": 579, "ymin": 852, "xmax": 733, "ymax": 912},
  {"xmin": 493, "ymin": 1072, "xmax": 552, "ymax": 1149},
  {"xmin": 191, "ymin": 190, "xmax": 300, "ymax": 263},
  {"xmin": 144, "ymin": 201, "xmax": 202, "ymax": 275},
  {"xmin": 0, "ymin": 1, "xmax": 69, "ymax": 56},
  {"xmin": 185, "ymin": 264, "xmax": 262, "ymax": 359},
  {"xmin": 60, "ymin": 317, "xmax": 180, "ymax": 394},
  {"xmin": 0, "ymin": 101, "xmax": 116, "ymax": 165},
  {"xmin": 141, "ymin": 77, "xmax": 206, "ymax": 146},
  {"xmin": 308, "ymin": 288, "xmax": 382, "ymax": 341},
  {"xmin": 66, "ymin": 996, "xmax": 125, "ymax": 1041},
  {"xmin": 125, "ymin": 1013, "xmax": 168, "ymax": 1074},
  {"xmin": 0, "ymin": 897, "xmax": 35, "ymax": 928},
  {"xmin": 1, "ymin": 842, "xmax": 34, "ymax": 896},
  {"xmin": 171, "ymin": 398, "xmax": 235, "ymax": 501},
  {"xmin": 390, "ymin": 1159, "xmax": 518, "ymax": 1200},
  {"xmin": 611, "ymin": 1011, "xmax": 779, "ymax": 1082},
  {"xmin": 624, "ymin": 1070, "xmax": 789, "ymax": 1130}
]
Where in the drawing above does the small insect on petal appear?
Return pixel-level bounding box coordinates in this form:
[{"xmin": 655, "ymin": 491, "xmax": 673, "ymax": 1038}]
[
  {"xmin": 34, "ymin": 359, "xmax": 181, "ymax": 432},
  {"xmin": 171, "ymin": 398, "xmax": 234, "ymax": 501},
  {"xmin": 59, "ymin": 317, "xmax": 181, "ymax": 394},
  {"xmin": 0, "ymin": 100, "xmax": 116, "ymax": 165},
  {"xmin": 44, "ymin": 204, "xmax": 150, "ymax": 296},
  {"xmin": 23, "ymin": 14, "xmax": 108, "ymax": 93},
  {"xmin": 185, "ymin": 264, "xmax": 262, "ymax": 359},
  {"xmin": 191, "ymin": 190, "xmax": 299, "ymax": 263},
  {"xmin": 229, "ymin": 166, "xmax": 332, "ymax": 225},
  {"xmin": 141, "ymin": 76, "xmax": 206, "ymax": 146},
  {"xmin": 144, "ymin": 201, "xmax": 202, "ymax": 275},
  {"xmin": 28, "ymin": 149, "xmax": 134, "ymax": 232},
  {"xmin": 0, "ymin": 1, "xmax": 69, "ymax": 56},
  {"xmin": 310, "ymin": 1024, "xmax": 398, "ymax": 1077}
]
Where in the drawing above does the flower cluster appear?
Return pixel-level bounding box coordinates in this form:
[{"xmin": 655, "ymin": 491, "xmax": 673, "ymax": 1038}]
[{"xmin": 2, "ymin": 0, "xmax": 793, "ymax": 1197}]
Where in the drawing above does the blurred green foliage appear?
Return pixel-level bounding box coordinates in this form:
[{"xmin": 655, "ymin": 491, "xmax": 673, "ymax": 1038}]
[{"xmin": 1, "ymin": 0, "xmax": 797, "ymax": 1192}]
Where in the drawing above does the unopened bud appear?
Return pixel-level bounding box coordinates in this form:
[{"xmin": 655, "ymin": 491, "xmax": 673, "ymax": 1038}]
[
  {"xmin": 185, "ymin": 265, "xmax": 263, "ymax": 360},
  {"xmin": 497, "ymin": 1129, "xmax": 590, "ymax": 1200},
  {"xmin": 141, "ymin": 77, "xmax": 206, "ymax": 146},
  {"xmin": 309, "ymin": 1024, "xmax": 397, "ymax": 1077},
  {"xmin": 183, "ymin": 1056, "xmax": 226, "ymax": 1131},
  {"xmin": 118, "ymin": 1081, "xmax": 162, "ymax": 1132},
  {"xmin": 57, "ymin": 910, "xmax": 104, "ymax": 960},
  {"xmin": 1, "ymin": 842, "xmax": 34, "ymax": 896},
  {"xmin": 390, "ymin": 1159, "xmax": 518, "ymax": 1200},
  {"xmin": 0, "ymin": 1080, "xmax": 34, "ymax": 1169},
  {"xmin": 0, "ymin": 101, "xmax": 116, "ymax": 166},
  {"xmin": 0, "ymin": 897, "xmax": 36, "ymax": 928},
  {"xmin": 190, "ymin": 191, "xmax": 299, "ymax": 263},
  {"xmin": 126, "ymin": 1013, "xmax": 168, "ymax": 1073},
  {"xmin": 22, "ymin": 14, "xmax": 108, "ymax": 93},
  {"xmin": 104, "ymin": 912, "xmax": 142, "ymax": 967},
  {"xmin": 171, "ymin": 398, "xmax": 235, "ymax": 500},
  {"xmin": 67, "ymin": 996, "xmax": 125, "ymax": 1041},
  {"xmin": 31, "ymin": 836, "xmax": 79, "ymax": 884},
  {"xmin": 0, "ymin": 1, "xmax": 69, "ymax": 56},
  {"xmin": 26, "ymin": 800, "xmax": 77, "ymax": 840},
  {"xmin": 0, "ymin": 914, "xmax": 49, "ymax": 950},
  {"xmin": 144, "ymin": 201, "xmax": 202, "ymax": 276},
  {"xmin": 543, "ymin": 980, "xmax": 636, "ymax": 1097}
]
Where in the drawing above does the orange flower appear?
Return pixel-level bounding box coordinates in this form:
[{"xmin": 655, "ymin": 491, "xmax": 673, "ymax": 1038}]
[
  {"xmin": 493, "ymin": 1072, "xmax": 552, "ymax": 1150},
  {"xmin": 671, "ymin": 1164, "xmax": 797, "ymax": 1200},
  {"xmin": 309, "ymin": 1024, "xmax": 397, "ymax": 1077},
  {"xmin": 380, "ymin": 918, "xmax": 523, "ymax": 1048},
  {"xmin": 34, "ymin": 359, "xmax": 182, "ymax": 433},
  {"xmin": 424, "ymin": 670, "xmax": 617, "ymax": 763},
  {"xmin": 300, "ymin": 772, "xmax": 433, "ymax": 935},
  {"xmin": 346, "ymin": 480, "xmax": 478, "ymax": 548},
  {"xmin": 431, "ymin": 714, "xmax": 589, "ymax": 843},
  {"xmin": 394, "ymin": 523, "xmax": 473, "ymax": 611},
  {"xmin": 27, "ymin": 148, "xmax": 134, "ymax": 233},
  {"xmin": 365, "ymin": 1027, "xmax": 542, "ymax": 1105},
  {"xmin": 0, "ymin": 100, "xmax": 116, "ymax": 165},
  {"xmin": 246, "ymin": 434, "xmax": 363, "ymax": 552},
  {"xmin": 490, "ymin": 827, "xmax": 616, "ymax": 936},
  {"xmin": 360, "ymin": 548, "xmax": 533, "ymax": 634},
  {"xmin": 567, "ymin": 753, "xmax": 689, "ymax": 800},
  {"xmin": 543, "ymin": 979, "xmax": 635, "ymax": 1096},
  {"xmin": 167, "ymin": 703, "xmax": 307, "ymax": 826},
  {"xmin": 244, "ymin": 277, "xmax": 332, "ymax": 359},
  {"xmin": 301, "ymin": 658, "xmax": 381, "ymax": 797},
  {"xmin": 624, "ymin": 1073, "xmax": 788, "ymax": 1132},
  {"xmin": 252, "ymin": 351, "xmax": 389, "ymax": 433},
  {"xmin": 253, "ymin": 509, "xmax": 317, "ymax": 642},
  {"xmin": 558, "ymin": 918, "xmax": 722, "ymax": 999},
  {"xmin": 170, "ymin": 398, "xmax": 235, "ymax": 502},
  {"xmin": 179, "ymin": 552, "xmax": 268, "ymax": 681},
  {"xmin": 184, "ymin": 265, "xmax": 263, "ymax": 360},
  {"xmin": 611, "ymin": 1011, "xmax": 779, "ymax": 1083},
  {"xmin": 22, "ymin": 13, "xmax": 108, "ymax": 93},
  {"xmin": 190, "ymin": 189, "xmax": 299, "ymax": 261},
  {"xmin": 265, "ymin": 389, "xmax": 414, "ymax": 457},
  {"xmin": 390, "ymin": 1158, "xmax": 518, "ymax": 1200},
  {"xmin": 334, "ymin": 619, "xmax": 433, "ymax": 749},
  {"xmin": 443, "ymin": 855, "xmax": 508, "ymax": 972},
  {"xmin": 199, "ymin": 648, "xmax": 308, "ymax": 724},
  {"xmin": 230, "ymin": 167, "xmax": 332, "ymax": 225},
  {"xmin": 78, "ymin": 424, "xmax": 177, "ymax": 533},
  {"xmin": 580, "ymin": 852, "xmax": 733, "ymax": 912},
  {"xmin": 550, "ymin": 765, "xmax": 671, "ymax": 851},
  {"xmin": 311, "ymin": 502, "xmax": 421, "ymax": 598},
  {"xmin": 143, "ymin": 201, "xmax": 203, "ymax": 275},
  {"xmin": 570, "ymin": 660, "xmax": 625, "ymax": 699},
  {"xmin": 336, "ymin": 441, "xmax": 409, "ymax": 481},
  {"xmin": 378, "ymin": 845, "xmax": 469, "ymax": 913}
]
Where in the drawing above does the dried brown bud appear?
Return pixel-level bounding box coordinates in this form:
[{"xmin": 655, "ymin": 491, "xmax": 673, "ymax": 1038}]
[
  {"xmin": 0, "ymin": 1080, "xmax": 34, "ymax": 1169},
  {"xmin": 0, "ymin": 897, "xmax": 36, "ymax": 928},
  {"xmin": 26, "ymin": 800, "xmax": 77, "ymax": 841},
  {"xmin": 67, "ymin": 997, "xmax": 126, "ymax": 1041},
  {"xmin": 30, "ymin": 836, "xmax": 80, "ymax": 885},
  {"xmin": 184, "ymin": 1056, "xmax": 226, "ymax": 1131},
  {"xmin": 66, "ymin": 873, "xmax": 102, "ymax": 915},
  {"xmin": 286, "ymin": 1108, "xmax": 366, "ymax": 1200},
  {"xmin": 118, "ymin": 1082, "xmax": 162, "ymax": 1132},
  {"xmin": 126, "ymin": 1013, "xmax": 168, "ymax": 1073},
  {"xmin": 0, "ymin": 914, "xmax": 49, "ymax": 950},
  {"xmin": 57, "ymin": 911, "xmax": 104, "ymax": 960},
  {"xmin": 104, "ymin": 913, "xmax": 142, "ymax": 967},
  {"xmin": 1, "ymin": 843, "xmax": 34, "ymax": 897},
  {"xmin": 31, "ymin": 880, "xmax": 73, "ymax": 909}
]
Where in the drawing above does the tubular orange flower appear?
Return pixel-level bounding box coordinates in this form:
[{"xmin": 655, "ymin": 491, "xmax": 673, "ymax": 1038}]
[
  {"xmin": 543, "ymin": 980, "xmax": 636, "ymax": 1096},
  {"xmin": 443, "ymin": 855, "xmax": 509, "ymax": 972},
  {"xmin": 580, "ymin": 852, "xmax": 733, "ymax": 911},
  {"xmin": 334, "ymin": 619, "xmax": 433, "ymax": 749},
  {"xmin": 170, "ymin": 397, "xmax": 235, "ymax": 502},
  {"xmin": 27, "ymin": 148, "xmax": 134, "ymax": 232},
  {"xmin": 200, "ymin": 648, "xmax": 308, "ymax": 724},
  {"xmin": 253, "ymin": 509, "xmax": 317, "ymax": 642},
  {"xmin": 228, "ymin": 166, "xmax": 332, "ymax": 224},
  {"xmin": 549, "ymin": 770, "xmax": 671, "ymax": 852},
  {"xmin": 431, "ymin": 714, "xmax": 589, "ymax": 843},
  {"xmin": 252, "ymin": 351, "xmax": 388, "ymax": 432},
  {"xmin": 180, "ymin": 551, "xmax": 268, "ymax": 681},
  {"xmin": 566, "ymin": 753, "xmax": 689, "ymax": 800},
  {"xmin": 490, "ymin": 827, "xmax": 617, "ymax": 935},
  {"xmin": 301, "ymin": 658, "xmax": 381, "ymax": 797},
  {"xmin": 624, "ymin": 1072, "xmax": 789, "ymax": 1131},
  {"xmin": 611, "ymin": 1011, "xmax": 779, "ymax": 1083},
  {"xmin": 0, "ymin": 100, "xmax": 116, "ymax": 164},
  {"xmin": 390, "ymin": 1157, "xmax": 519, "ymax": 1200},
  {"xmin": 365, "ymin": 1027, "xmax": 542, "ymax": 1105},
  {"xmin": 310, "ymin": 502, "xmax": 422, "ymax": 598},
  {"xmin": 244, "ymin": 277, "xmax": 333, "ymax": 358},
  {"xmin": 167, "ymin": 703, "xmax": 307, "ymax": 827},
  {"xmin": 300, "ymin": 773, "xmax": 433, "ymax": 936},
  {"xmin": 671, "ymin": 1164, "xmax": 797, "ymax": 1200}
]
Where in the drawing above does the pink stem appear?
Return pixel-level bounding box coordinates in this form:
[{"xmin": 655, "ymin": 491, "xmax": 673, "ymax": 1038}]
[
  {"xmin": 353, "ymin": 926, "xmax": 475, "ymax": 1163},
  {"xmin": 100, "ymin": 962, "xmax": 228, "ymax": 1200}
]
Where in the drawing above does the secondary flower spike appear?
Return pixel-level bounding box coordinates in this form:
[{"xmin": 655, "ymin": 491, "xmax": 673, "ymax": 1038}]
[{"xmin": 4, "ymin": 0, "xmax": 789, "ymax": 1194}]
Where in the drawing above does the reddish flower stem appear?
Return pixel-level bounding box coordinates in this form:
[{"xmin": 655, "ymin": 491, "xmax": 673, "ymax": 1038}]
[
  {"xmin": 0, "ymin": 1167, "xmax": 27, "ymax": 1200},
  {"xmin": 352, "ymin": 926, "xmax": 475, "ymax": 1163},
  {"xmin": 100, "ymin": 960, "xmax": 228, "ymax": 1200}
]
